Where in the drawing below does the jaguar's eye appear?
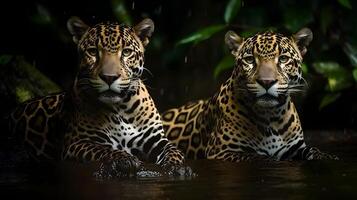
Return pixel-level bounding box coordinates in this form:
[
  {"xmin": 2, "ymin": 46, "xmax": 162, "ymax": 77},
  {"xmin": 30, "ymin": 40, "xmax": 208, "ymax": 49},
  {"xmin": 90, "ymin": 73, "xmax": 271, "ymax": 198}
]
[
  {"xmin": 86, "ymin": 48, "xmax": 97, "ymax": 57},
  {"xmin": 122, "ymin": 48, "xmax": 133, "ymax": 57},
  {"xmin": 243, "ymin": 56, "xmax": 255, "ymax": 64},
  {"xmin": 279, "ymin": 55, "xmax": 289, "ymax": 64}
]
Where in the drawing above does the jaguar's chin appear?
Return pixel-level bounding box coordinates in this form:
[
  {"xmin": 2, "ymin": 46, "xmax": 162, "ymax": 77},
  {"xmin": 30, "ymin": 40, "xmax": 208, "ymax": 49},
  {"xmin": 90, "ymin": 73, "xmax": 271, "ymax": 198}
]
[
  {"xmin": 98, "ymin": 90, "xmax": 126, "ymax": 104},
  {"xmin": 255, "ymin": 94, "xmax": 281, "ymax": 108}
]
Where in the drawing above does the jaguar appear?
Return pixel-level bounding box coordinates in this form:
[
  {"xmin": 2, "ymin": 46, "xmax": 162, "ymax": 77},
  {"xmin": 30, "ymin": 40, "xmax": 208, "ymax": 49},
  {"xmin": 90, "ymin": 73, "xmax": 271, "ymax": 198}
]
[
  {"xmin": 10, "ymin": 16, "xmax": 190, "ymax": 176},
  {"xmin": 162, "ymin": 28, "xmax": 339, "ymax": 161}
]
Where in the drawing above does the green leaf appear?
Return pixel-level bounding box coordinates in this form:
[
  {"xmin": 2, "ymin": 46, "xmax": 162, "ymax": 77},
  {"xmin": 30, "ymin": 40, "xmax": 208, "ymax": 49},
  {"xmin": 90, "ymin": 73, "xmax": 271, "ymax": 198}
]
[
  {"xmin": 214, "ymin": 55, "xmax": 235, "ymax": 78},
  {"xmin": 327, "ymin": 77, "xmax": 345, "ymax": 92},
  {"xmin": 313, "ymin": 62, "xmax": 340, "ymax": 76},
  {"xmin": 283, "ymin": 8, "xmax": 313, "ymax": 32},
  {"xmin": 112, "ymin": 0, "xmax": 132, "ymax": 25},
  {"xmin": 15, "ymin": 86, "xmax": 34, "ymax": 103},
  {"xmin": 319, "ymin": 93, "xmax": 341, "ymax": 110},
  {"xmin": 0, "ymin": 54, "xmax": 13, "ymax": 65},
  {"xmin": 301, "ymin": 63, "xmax": 308, "ymax": 74},
  {"xmin": 313, "ymin": 62, "xmax": 353, "ymax": 92},
  {"xmin": 353, "ymin": 69, "xmax": 357, "ymax": 82},
  {"xmin": 338, "ymin": 0, "xmax": 352, "ymax": 9},
  {"xmin": 343, "ymin": 43, "xmax": 357, "ymax": 67},
  {"xmin": 176, "ymin": 24, "xmax": 226, "ymax": 46},
  {"xmin": 224, "ymin": 0, "xmax": 241, "ymax": 24}
]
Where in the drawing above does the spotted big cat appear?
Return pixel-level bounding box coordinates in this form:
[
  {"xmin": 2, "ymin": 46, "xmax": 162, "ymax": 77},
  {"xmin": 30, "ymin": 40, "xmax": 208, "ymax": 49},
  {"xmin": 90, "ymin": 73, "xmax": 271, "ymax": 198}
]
[
  {"xmin": 162, "ymin": 28, "xmax": 339, "ymax": 161},
  {"xmin": 10, "ymin": 17, "xmax": 191, "ymax": 176}
]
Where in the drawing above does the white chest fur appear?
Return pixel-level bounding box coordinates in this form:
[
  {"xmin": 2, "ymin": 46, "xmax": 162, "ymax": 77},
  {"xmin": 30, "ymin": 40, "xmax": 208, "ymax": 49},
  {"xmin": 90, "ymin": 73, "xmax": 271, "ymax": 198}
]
[{"xmin": 258, "ymin": 135, "xmax": 285, "ymax": 156}]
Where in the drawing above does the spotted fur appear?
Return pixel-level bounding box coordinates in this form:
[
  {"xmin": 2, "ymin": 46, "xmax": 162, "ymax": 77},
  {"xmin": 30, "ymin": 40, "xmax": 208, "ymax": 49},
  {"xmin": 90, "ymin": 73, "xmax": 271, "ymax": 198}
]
[
  {"xmin": 10, "ymin": 17, "xmax": 186, "ymax": 171},
  {"xmin": 162, "ymin": 28, "xmax": 338, "ymax": 161}
]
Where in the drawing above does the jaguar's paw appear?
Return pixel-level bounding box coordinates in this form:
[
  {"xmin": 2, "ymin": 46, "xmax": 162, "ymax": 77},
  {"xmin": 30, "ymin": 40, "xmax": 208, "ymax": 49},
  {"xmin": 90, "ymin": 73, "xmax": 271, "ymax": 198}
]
[
  {"xmin": 319, "ymin": 152, "xmax": 340, "ymax": 160},
  {"xmin": 307, "ymin": 148, "xmax": 340, "ymax": 161},
  {"xmin": 162, "ymin": 164, "xmax": 196, "ymax": 177},
  {"xmin": 93, "ymin": 155, "xmax": 142, "ymax": 179}
]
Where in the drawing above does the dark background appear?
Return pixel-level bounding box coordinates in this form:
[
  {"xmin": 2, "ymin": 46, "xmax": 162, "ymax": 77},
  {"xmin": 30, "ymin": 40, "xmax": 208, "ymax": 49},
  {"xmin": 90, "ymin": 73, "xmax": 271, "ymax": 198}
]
[{"xmin": 1, "ymin": 0, "xmax": 357, "ymax": 130}]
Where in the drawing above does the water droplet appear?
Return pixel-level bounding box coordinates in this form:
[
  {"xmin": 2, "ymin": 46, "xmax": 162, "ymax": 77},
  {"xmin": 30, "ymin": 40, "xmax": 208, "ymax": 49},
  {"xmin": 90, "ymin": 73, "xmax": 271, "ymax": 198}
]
[
  {"xmin": 184, "ymin": 56, "xmax": 188, "ymax": 63},
  {"xmin": 132, "ymin": 1, "xmax": 135, "ymax": 10}
]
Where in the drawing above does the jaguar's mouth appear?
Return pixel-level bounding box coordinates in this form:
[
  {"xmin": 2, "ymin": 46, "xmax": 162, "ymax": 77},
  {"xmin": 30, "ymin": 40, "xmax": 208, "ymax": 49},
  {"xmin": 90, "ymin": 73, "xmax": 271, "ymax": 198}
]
[
  {"xmin": 98, "ymin": 90, "xmax": 127, "ymax": 104},
  {"xmin": 255, "ymin": 94, "xmax": 284, "ymax": 107},
  {"xmin": 102, "ymin": 90, "xmax": 127, "ymax": 97},
  {"xmin": 257, "ymin": 94, "xmax": 278, "ymax": 101}
]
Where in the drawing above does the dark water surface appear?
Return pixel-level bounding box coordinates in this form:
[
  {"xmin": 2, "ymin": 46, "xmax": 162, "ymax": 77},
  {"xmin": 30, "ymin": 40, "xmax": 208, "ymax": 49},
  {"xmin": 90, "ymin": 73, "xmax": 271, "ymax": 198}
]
[{"xmin": 1, "ymin": 140, "xmax": 357, "ymax": 200}]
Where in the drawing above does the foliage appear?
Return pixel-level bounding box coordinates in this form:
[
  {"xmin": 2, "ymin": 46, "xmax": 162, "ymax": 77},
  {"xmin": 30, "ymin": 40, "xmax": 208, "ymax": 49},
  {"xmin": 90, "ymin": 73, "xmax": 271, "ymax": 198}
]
[
  {"xmin": 338, "ymin": 0, "xmax": 352, "ymax": 9},
  {"xmin": 112, "ymin": 0, "xmax": 132, "ymax": 25},
  {"xmin": 312, "ymin": 62, "xmax": 353, "ymax": 109},
  {"xmin": 224, "ymin": 0, "xmax": 241, "ymax": 24},
  {"xmin": 0, "ymin": 56, "xmax": 61, "ymax": 104},
  {"xmin": 177, "ymin": 25, "xmax": 226, "ymax": 46},
  {"xmin": 213, "ymin": 55, "xmax": 235, "ymax": 78},
  {"xmin": 176, "ymin": 0, "xmax": 357, "ymax": 110}
]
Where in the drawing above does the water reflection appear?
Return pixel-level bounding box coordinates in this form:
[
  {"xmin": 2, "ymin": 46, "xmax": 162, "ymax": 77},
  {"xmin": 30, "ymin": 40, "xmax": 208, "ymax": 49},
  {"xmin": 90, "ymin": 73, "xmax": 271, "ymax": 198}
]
[{"xmin": 1, "ymin": 142, "xmax": 357, "ymax": 199}]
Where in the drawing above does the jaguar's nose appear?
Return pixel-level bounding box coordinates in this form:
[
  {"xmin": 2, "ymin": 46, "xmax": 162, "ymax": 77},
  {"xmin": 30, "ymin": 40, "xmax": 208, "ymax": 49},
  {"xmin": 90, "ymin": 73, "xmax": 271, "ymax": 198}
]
[
  {"xmin": 99, "ymin": 74, "xmax": 119, "ymax": 85},
  {"xmin": 256, "ymin": 79, "xmax": 278, "ymax": 90}
]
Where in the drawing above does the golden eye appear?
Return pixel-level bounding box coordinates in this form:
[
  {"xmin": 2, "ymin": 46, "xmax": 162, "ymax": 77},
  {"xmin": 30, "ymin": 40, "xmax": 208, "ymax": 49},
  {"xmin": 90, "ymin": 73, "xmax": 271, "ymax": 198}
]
[
  {"xmin": 86, "ymin": 47, "xmax": 97, "ymax": 57},
  {"xmin": 279, "ymin": 55, "xmax": 289, "ymax": 64},
  {"xmin": 243, "ymin": 56, "xmax": 255, "ymax": 64},
  {"xmin": 122, "ymin": 48, "xmax": 133, "ymax": 57}
]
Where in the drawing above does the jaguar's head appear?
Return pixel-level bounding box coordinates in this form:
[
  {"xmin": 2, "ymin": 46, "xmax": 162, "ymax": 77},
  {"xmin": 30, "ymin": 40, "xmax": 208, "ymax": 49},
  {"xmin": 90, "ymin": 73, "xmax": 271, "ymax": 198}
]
[
  {"xmin": 225, "ymin": 28, "xmax": 312, "ymax": 108},
  {"xmin": 67, "ymin": 17, "xmax": 154, "ymax": 104}
]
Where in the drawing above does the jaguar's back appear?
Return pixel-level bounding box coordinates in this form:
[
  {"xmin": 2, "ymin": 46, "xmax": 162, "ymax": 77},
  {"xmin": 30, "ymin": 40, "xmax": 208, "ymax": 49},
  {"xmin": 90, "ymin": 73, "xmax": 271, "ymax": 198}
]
[{"xmin": 10, "ymin": 93, "xmax": 66, "ymax": 160}]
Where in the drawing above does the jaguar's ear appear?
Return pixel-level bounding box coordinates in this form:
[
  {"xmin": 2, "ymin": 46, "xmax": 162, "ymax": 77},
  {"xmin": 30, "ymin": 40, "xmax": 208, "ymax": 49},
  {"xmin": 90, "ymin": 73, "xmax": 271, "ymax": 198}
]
[
  {"xmin": 225, "ymin": 30, "xmax": 243, "ymax": 56},
  {"xmin": 134, "ymin": 18, "xmax": 154, "ymax": 47},
  {"xmin": 293, "ymin": 28, "xmax": 313, "ymax": 56},
  {"xmin": 67, "ymin": 16, "xmax": 89, "ymax": 44}
]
